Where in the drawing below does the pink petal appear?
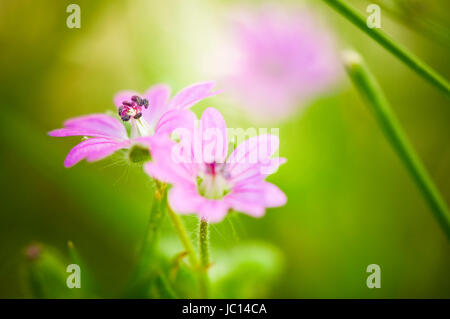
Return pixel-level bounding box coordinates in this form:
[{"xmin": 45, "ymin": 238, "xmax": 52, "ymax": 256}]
[
  {"xmin": 227, "ymin": 134, "xmax": 280, "ymax": 181},
  {"xmin": 197, "ymin": 199, "xmax": 230, "ymax": 223},
  {"xmin": 228, "ymin": 134, "xmax": 279, "ymax": 166},
  {"xmin": 64, "ymin": 138, "xmax": 128, "ymax": 167},
  {"xmin": 145, "ymin": 161, "xmax": 195, "ymax": 186},
  {"xmin": 225, "ymin": 181, "xmax": 286, "ymax": 217},
  {"xmin": 229, "ymin": 157, "xmax": 287, "ymax": 184},
  {"xmin": 144, "ymin": 136, "xmax": 198, "ymax": 186},
  {"xmin": 168, "ymin": 82, "xmax": 221, "ymax": 110},
  {"xmin": 142, "ymin": 84, "xmax": 171, "ymax": 126},
  {"xmin": 226, "ymin": 196, "xmax": 265, "ymax": 217},
  {"xmin": 200, "ymin": 107, "xmax": 228, "ymax": 163},
  {"xmin": 260, "ymin": 157, "xmax": 287, "ymax": 175},
  {"xmin": 263, "ymin": 182, "xmax": 287, "ymax": 207},
  {"xmin": 154, "ymin": 109, "xmax": 197, "ymax": 136},
  {"xmin": 227, "ymin": 7, "xmax": 341, "ymax": 122},
  {"xmin": 226, "ymin": 183, "xmax": 266, "ymax": 217},
  {"xmin": 131, "ymin": 135, "xmax": 154, "ymax": 148},
  {"xmin": 169, "ymin": 185, "xmax": 230, "ymax": 223},
  {"xmin": 168, "ymin": 184, "xmax": 204, "ymax": 214},
  {"xmin": 49, "ymin": 114, "xmax": 128, "ymax": 139},
  {"xmin": 113, "ymin": 90, "xmax": 139, "ymax": 109},
  {"xmin": 49, "ymin": 128, "xmax": 116, "ymax": 139}
]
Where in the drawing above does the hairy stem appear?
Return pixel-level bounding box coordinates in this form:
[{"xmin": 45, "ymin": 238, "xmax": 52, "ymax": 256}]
[
  {"xmin": 199, "ymin": 219, "xmax": 210, "ymax": 298},
  {"xmin": 199, "ymin": 219, "xmax": 210, "ymax": 269},
  {"xmin": 166, "ymin": 203, "xmax": 209, "ymax": 297},
  {"xmin": 322, "ymin": 0, "xmax": 450, "ymax": 96},
  {"xmin": 343, "ymin": 50, "xmax": 450, "ymax": 240}
]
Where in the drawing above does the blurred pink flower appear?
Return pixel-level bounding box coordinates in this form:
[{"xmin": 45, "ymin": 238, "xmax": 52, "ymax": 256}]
[
  {"xmin": 145, "ymin": 107, "xmax": 286, "ymax": 223},
  {"xmin": 226, "ymin": 5, "xmax": 341, "ymax": 122},
  {"xmin": 49, "ymin": 82, "xmax": 219, "ymax": 167}
]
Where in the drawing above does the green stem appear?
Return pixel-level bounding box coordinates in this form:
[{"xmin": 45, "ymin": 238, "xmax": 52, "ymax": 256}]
[
  {"xmin": 142, "ymin": 182, "xmax": 167, "ymax": 255},
  {"xmin": 374, "ymin": 1, "xmax": 450, "ymax": 47},
  {"xmin": 130, "ymin": 182, "xmax": 166, "ymax": 284},
  {"xmin": 155, "ymin": 271, "xmax": 178, "ymax": 299},
  {"xmin": 166, "ymin": 203, "xmax": 199, "ymax": 268},
  {"xmin": 199, "ymin": 219, "xmax": 210, "ymax": 298},
  {"xmin": 166, "ymin": 203, "xmax": 209, "ymax": 297},
  {"xmin": 199, "ymin": 219, "xmax": 210, "ymax": 269},
  {"xmin": 343, "ymin": 50, "xmax": 450, "ymax": 239},
  {"xmin": 322, "ymin": 0, "xmax": 450, "ymax": 96}
]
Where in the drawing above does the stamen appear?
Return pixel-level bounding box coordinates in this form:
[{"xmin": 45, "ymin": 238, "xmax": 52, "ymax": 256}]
[{"xmin": 118, "ymin": 96, "xmax": 149, "ymax": 121}]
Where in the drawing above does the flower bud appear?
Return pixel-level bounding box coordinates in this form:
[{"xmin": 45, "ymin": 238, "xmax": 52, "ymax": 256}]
[{"xmin": 128, "ymin": 144, "xmax": 151, "ymax": 164}]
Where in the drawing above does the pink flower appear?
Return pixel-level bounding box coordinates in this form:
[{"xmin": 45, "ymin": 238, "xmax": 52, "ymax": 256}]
[
  {"xmin": 49, "ymin": 82, "xmax": 219, "ymax": 167},
  {"xmin": 145, "ymin": 107, "xmax": 287, "ymax": 223},
  {"xmin": 226, "ymin": 5, "xmax": 341, "ymax": 122}
]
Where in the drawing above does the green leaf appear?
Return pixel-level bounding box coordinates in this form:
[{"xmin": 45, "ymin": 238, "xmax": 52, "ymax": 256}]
[
  {"xmin": 24, "ymin": 244, "xmax": 81, "ymax": 298},
  {"xmin": 209, "ymin": 241, "xmax": 284, "ymax": 298}
]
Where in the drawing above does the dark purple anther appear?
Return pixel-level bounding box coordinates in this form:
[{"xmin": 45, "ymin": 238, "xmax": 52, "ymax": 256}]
[
  {"xmin": 134, "ymin": 112, "xmax": 142, "ymax": 119},
  {"xmin": 131, "ymin": 95, "xmax": 142, "ymax": 105}
]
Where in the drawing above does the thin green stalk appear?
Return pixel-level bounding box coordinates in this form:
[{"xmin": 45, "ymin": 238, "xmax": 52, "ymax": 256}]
[
  {"xmin": 198, "ymin": 219, "xmax": 210, "ymax": 298},
  {"xmin": 374, "ymin": 1, "xmax": 450, "ymax": 47},
  {"xmin": 140, "ymin": 182, "xmax": 167, "ymax": 256},
  {"xmin": 166, "ymin": 203, "xmax": 199, "ymax": 268},
  {"xmin": 199, "ymin": 219, "xmax": 210, "ymax": 269},
  {"xmin": 166, "ymin": 203, "xmax": 209, "ymax": 297},
  {"xmin": 322, "ymin": 0, "xmax": 450, "ymax": 96},
  {"xmin": 154, "ymin": 271, "xmax": 178, "ymax": 299},
  {"xmin": 129, "ymin": 182, "xmax": 166, "ymax": 285},
  {"xmin": 343, "ymin": 50, "xmax": 450, "ymax": 239},
  {"xmin": 227, "ymin": 214, "xmax": 240, "ymax": 243}
]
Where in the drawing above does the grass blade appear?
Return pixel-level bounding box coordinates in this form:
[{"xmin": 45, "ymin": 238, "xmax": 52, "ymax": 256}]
[
  {"xmin": 343, "ymin": 50, "xmax": 450, "ymax": 239},
  {"xmin": 323, "ymin": 0, "xmax": 450, "ymax": 96}
]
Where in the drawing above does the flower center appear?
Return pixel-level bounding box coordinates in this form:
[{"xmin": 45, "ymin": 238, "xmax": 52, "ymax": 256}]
[
  {"xmin": 118, "ymin": 95, "xmax": 149, "ymax": 122},
  {"xmin": 197, "ymin": 162, "xmax": 232, "ymax": 200},
  {"xmin": 119, "ymin": 95, "xmax": 153, "ymax": 137}
]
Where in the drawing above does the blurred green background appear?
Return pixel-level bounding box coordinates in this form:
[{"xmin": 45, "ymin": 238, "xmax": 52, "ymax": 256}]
[{"xmin": 0, "ymin": 0, "xmax": 449, "ymax": 298}]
